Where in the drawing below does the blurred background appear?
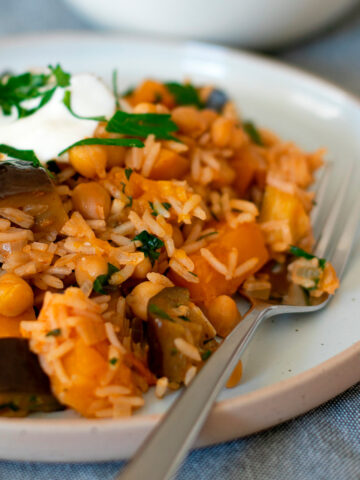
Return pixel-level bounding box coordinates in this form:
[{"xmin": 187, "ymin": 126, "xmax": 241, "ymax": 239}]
[{"xmin": 0, "ymin": 0, "xmax": 359, "ymax": 95}]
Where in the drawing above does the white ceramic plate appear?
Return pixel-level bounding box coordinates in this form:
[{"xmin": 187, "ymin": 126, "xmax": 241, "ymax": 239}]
[{"xmin": 0, "ymin": 33, "xmax": 359, "ymax": 462}]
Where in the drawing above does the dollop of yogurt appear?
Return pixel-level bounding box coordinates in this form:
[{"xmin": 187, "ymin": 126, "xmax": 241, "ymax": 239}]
[{"xmin": 0, "ymin": 73, "xmax": 116, "ymax": 164}]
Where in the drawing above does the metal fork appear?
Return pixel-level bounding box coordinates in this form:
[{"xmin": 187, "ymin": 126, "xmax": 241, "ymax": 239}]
[{"xmin": 118, "ymin": 163, "xmax": 360, "ymax": 480}]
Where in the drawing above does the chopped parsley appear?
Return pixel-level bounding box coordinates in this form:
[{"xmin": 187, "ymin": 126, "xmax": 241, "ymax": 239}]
[
  {"xmin": 0, "ymin": 402, "xmax": 19, "ymax": 412},
  {"xmin": 112, "ymin": 69, "xmax": 120, "ymax": 110},
  {"xmin": 148, "ymin": 303, "xmax": 173, "ymax": 321},
  {"xmin": 58, "ymin": 137, "xmax": 144, "ymax": 156},
  {"xmin": 165, "ymin": 82, "xmax": 203, "ymax": 108},
  {"xmin": 126, "ymin": 195, "xmax": 133, "ymax": 208},
  {"xmin": 178, "ymin": 315, "xmax": 190, "ymax": 322},
  {"xmin": 201, "ymin": 350, "xmax": 212, "ymax": 361},
  {"xmin": 149, "ymin": 201, "xmax": 158, "ymax": 217},
  {"xmin": 125, "ymin": 167, "xmax": 133, "ymax": 180},
  {"xmin": 154, "ymin": 92, "xmax": 163, "ymax": 103},
  {"xmin": 106, "ymin": 111, "xmax": 179, "ymax": 141},
  {"xmin": 289, "ymin": 245, "xmax": 326, "ymax": 270},
  {"xmin": 0, "ymin": 64, "xmax": 70, "ymax": 118},
  {"xmin": 0, "ymin": 144, "xmax": 55, "ymax": 178},
  {"xmin": 46, "ymin": 328, "xmax": 61, "ymax": 337},
  {"xmin": 162, "ymin": 202, "xmax": 171, "ymax": 211},
  {"xmin": 188, "ymin": 271, "xmax": 198, "ymax": 277},
  {"xmin": 122, "ymin": 86, "xmax": 135, "ymax": 97},
  {"xmin": 170, "ymin": 347, "xmax": 178, "ymax": 356},
  {"xmin": 63, "ymin": 90, "xmax": 107, "ymax": 122},
  {"xmin": 243, "ymin": 121, "xmax": 263, "ymax": 146},
  {"xmin": 109, "ymin": 357, "xmax": 118, "ymax": 366},
  {"xmin": 93, "ymin": 263, "xmax": 120, "ymax": 294},
  {"xmin": 133, "ymin": 230, "xmax": 164, "ymax": 265},
  {"xmin": 198, "ymin": 231, "xmax": 218, "ymax": 241}
]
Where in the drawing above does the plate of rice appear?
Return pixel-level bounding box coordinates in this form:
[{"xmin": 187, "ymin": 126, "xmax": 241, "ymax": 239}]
[{"xmin": 0, "ymin": 33, "xmax": 359, "ymax": 462}]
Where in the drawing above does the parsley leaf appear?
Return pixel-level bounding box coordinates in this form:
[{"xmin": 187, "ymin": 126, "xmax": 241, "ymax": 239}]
[
  {"xmin": 243, "ymin": 121, "xmax": 263, "ymax": 146},
  {"xmin": 93, "ymin": 263, "xmax": 120, "ymax": 294},
  {"xmin": 162, "ymin": 202, "xmax": 171, "ymax": 211},
  {"xmin": 165, "ymin": 82, "xmax": 203, "ymax": 108},
  {"xmin": 0, "ymin": 402, "xmax": 19, "ymax": 412},
  {"xmin": 198, "ymin": 231, "xmax": 218, "ymax": 241},
  {"xmin": 125, "ymin": 167, "xmax": 133, "ymax": 180},
  {"xmin": 112, "ymin": 69, "xmax": 120, "ymax": 110},
  {"xmin": 106, "ymin": 111, "xmax": 179, "ymax": 141},
  {"xmin": 0, "ymin": 144, "xmax": 55, "ymax": 178},
  {"xmin": 133, "ymin": 230, "xmax": 164, "ymax": 265},
  {"xmin": 122, "ymin": 86, "xmax": 135, "ymax": 97},
  {"xmin": 46, "ymin": 160, "xmax": 61, "ymax": 174},
  {"xmin": 149, "ymin": 201, "xmax": 158, "ymax": 217},
  {"xmin": 49, "ymin": 64, "xmax": 71, "ymax": 88},
  {"xmin": 201, "ymin": 350, "xmax": 212, "ymax": 361},
  {"xmin": 58, "ymin": 137, "xmax": 144, "ymax": 156},
  {"xmin": 289, "ymin": 245, "xmax": 326, "ymax": 270},
  {"xmin": 46, "ymin": 328, "xmax": 61, "ymax": 337},
  {"xmin": 148, "ymin": 303, "xmax": 173, "ymax": 321},
  {"xmin": 109, "ymin": 357, "xmax": 118, "ymax": 366},
  {"xmin": 178, "ymin": 315, "xmax": 190, "ymax": 322},
  {"xmin": 63, "ymin": 90, "xmax": 107, "ymax": 122}
]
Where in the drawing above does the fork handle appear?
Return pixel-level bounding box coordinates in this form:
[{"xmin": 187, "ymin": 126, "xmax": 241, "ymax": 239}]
[{"xmin": 118, "ymin": 302, "xmax": 273, "ymax": 480}]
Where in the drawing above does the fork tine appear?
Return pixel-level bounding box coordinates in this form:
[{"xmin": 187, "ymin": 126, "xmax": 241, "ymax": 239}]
[
  {"xmin": 314, "ymin": 162, "xmax": 354, "ymax": 260},
  {"xmin": 311, "ymin": 162, "xmax": 333, "ymax": 242},
  {"xmin": 329, "ymin": 193, "xmax": 360, "ymax": 280}
]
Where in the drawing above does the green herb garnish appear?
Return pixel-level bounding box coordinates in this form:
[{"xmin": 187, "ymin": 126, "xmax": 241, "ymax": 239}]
[
  {"xmin": 188, "ymin": 271, "xmax": 198, "ymax": 277},
  {"xmin": 170, "ymin": 348, "xmax": 178, "ymax": 356},
  {"xmin": 46, "ymin": 328, "xmax": 61, "ymax": 337},
  {"xmin": 126, "ymin": 195, "xmax": 133, "ymax": 208},
  {"xmin": 148, "ymin": 303, "xmax": 173, "ymax": 321},
  {"xmin": 58, "ymin": 137, "xmax": 144, "ymax": 156},
  {"xmin": 133, "ymin": 230, "xmax": 164, "ymax": 265},
  {"xmin": 154, "ymin": 92, "xmax": 163, "ymax": 103},
  {"xmin": 243, "ymin": 121, "xmax": 263, "ymax": 146},
  {"xmin": 165, "ymin": 82, "xmax": 203, "ymax": 108},
  {"xmin": 198, "ymin": 231, "xmax": 218, "ymax": 241},
  {"xmin": 0, "ymin": 402, "xmax": 19, "ymax": 412},
  {"xmin": 93, "ymin": 263, "xmax": 120, "ymax": 294},
  {"xmin": 122, "ymin": 86, "xmax": 135, "ymax": 97},
  {"xmin": 106, "ymin": 111, "xmax": 179, "ymax": 141},
  {"xmin": 178, "ymin": 315, "xmax": 190, "ymax": 322},
  {"xmin": 201, "ymin": 350, "xmax": 212, "ymax": 361},
  {"xmin": 162, "ymin": 202, "xmax": 171, "ymax": 211},
  {"xmin": 109, "ymin": 357, "xmax": 118, "ymax": 366},
  {"xmin": 49, "ymin": 64, "xmax": 71, "ymax": 88},
  {"xmin": 0, "ymin": 64, "xmax": 70, "ymax": 118},
  {"xmin": 149, "ymin": 201, "xmax": 158, "ymax": 217},
  {"xmin": 0, "ymin": 144, "xmax": 55, "ymax": 179},
  {"xmin": 63, "ymin": 90, "xmax": 107, "ymax": 122},
  {"xmin": 125, "ymin": 167, "xmax": 133, "ymax": 180},
  {"xmin": 112, "ymin": 69, "xmax": 120, "ymax": 110},
  {"xmin": 289, "ymin": 245, "xmax": 326, "ymax": 270}
]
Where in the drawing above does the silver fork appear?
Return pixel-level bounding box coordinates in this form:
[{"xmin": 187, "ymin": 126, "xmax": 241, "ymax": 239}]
[{"xmin": 118, "ymin": 163, "xmax": 360, "ymax": 480}]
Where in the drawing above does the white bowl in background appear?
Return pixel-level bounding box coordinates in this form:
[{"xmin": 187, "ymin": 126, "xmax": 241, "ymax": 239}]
[{"xmin": 63, "ymin": 0, "xmax": 358, "ymax": 48}]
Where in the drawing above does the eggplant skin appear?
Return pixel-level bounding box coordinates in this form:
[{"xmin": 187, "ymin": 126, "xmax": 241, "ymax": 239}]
[
  {"xmin": 0, "ymin": 160, "xmax": 53, "ymax": 199},
  {"xmin": 0, "ymin": 338, "xmax": 63, "ymax": 417}
]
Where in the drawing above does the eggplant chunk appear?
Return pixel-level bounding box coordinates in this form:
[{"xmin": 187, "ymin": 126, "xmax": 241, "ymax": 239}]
[
  {"xmin": 0, "ymin": 160, "xmax": 68, "ymax": 238},
  {"xmin": 147, "ymin": 287, "xmax": 216, "ymax": 387},
  {"xmin": 0, "ymin": 338, "xmax": 63, "ymax": 417}
]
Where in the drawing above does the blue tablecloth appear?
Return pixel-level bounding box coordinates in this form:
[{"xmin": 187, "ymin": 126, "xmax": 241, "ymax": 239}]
[{"xmin": 0, "ymin": 1, "xmax": 359, "ymax": 478}]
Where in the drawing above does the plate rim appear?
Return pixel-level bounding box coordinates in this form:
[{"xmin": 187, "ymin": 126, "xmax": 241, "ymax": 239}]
[{"xmin": 0, "ymin": 31, "xmax": 359, "ymax": 461}]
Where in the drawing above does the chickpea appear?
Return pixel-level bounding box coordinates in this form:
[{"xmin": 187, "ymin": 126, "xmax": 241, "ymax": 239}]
[
  {"xmin": 69, "ymin": 145, "xmax": 107, "ymax": 179},
  {"xmin": 171, "ymin": 107, "xmax": 207, "ymax": 136},
  {"xmin": 105, "ymin": 146, "xmax": 126, "ymax": 168},
  {"xmin": 126, "ymin": 281, "xmax": 165, "ymax": 321},
  {"xmin": 0, "ymin": 273, "xmax": 34, "ymax": 317},
  {"xmin": 211, "ymin": 117, "xmax": 234, "ymax": 147},
  {"xmin": 133, "ymin": 257, "xmax": 152, "ymax": 280},
  {"xmin": 207, "ymin": 295, "xmax": 240, "ymax": 337},
  {"xmin": 72, "ymin": 182, "xmax": 111, "ymax": 220},
  {"xmin": 75, "ymin": 255, "xmax": 108, "ymax": 287}
]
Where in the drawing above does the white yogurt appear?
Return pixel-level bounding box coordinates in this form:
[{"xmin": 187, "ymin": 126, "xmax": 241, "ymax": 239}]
[{"xmin": 0, "ymin": 73, "xmax": 116, "ymax": 163}]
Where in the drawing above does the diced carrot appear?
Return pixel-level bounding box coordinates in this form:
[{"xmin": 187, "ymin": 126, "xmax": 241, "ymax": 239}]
[{"xmin": 170, "ymin": 222, "xmax": 269, "ymax": 306}]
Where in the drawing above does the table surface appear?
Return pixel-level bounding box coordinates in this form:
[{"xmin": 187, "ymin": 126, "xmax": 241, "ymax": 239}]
[{"xmin": 0, "ymin": 1, "xmax": 359, "ymax": 479}]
